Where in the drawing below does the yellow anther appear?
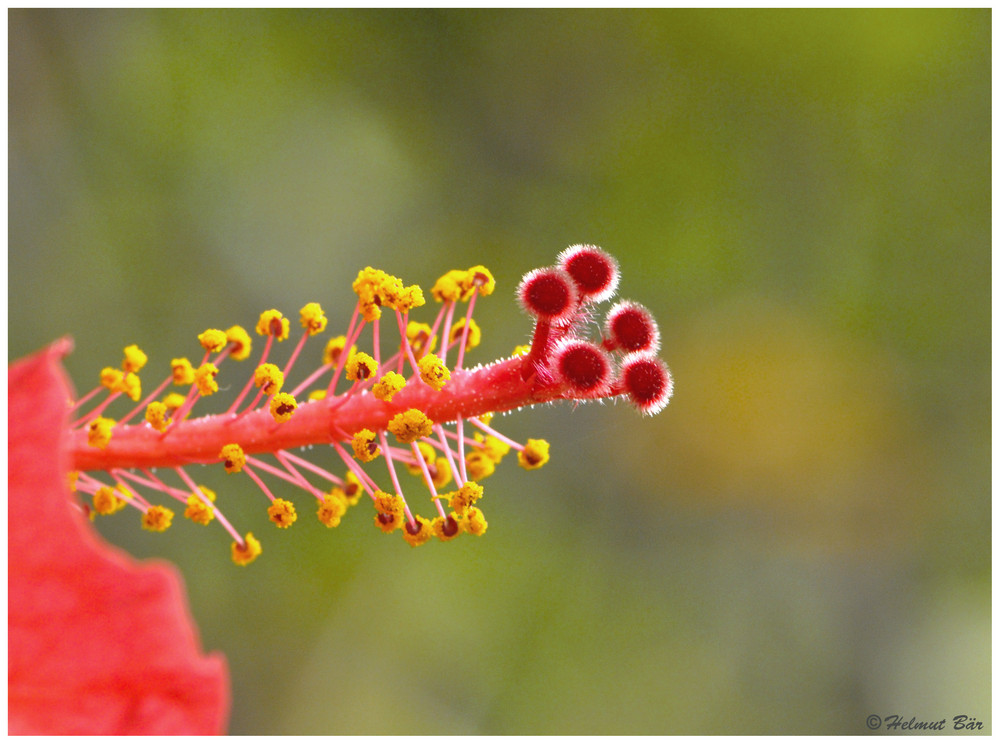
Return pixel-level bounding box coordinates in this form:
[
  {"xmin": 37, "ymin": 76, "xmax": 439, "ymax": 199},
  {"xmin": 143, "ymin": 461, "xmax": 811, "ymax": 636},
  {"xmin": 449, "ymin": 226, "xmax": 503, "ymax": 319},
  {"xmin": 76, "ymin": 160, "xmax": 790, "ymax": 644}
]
[
  {"xmin": 100, "ymin": 367, "xmax": 124, "ymax": 391},
  {"xmin": 404, "ymin": 441, "xmax": 436, "ymax": 476},
  {"xmin": 92, "ymin": 486, "xmax": 128, "ymax": 515},
  {"xmin": 122, "ymin": 344, "xmax": 148, "ymax": 373},
  {"xmin": 352, "ymin": 429, "xmax": 381, "ymax": 462},
  {"xmin": 449, "ymin": 481, "xmax": 483, "ymax": 516},
  {"xmin": 68, "ymin": 471, "xmax": 79, "ymax": 492},
  {"xmin": 375, "ymin": 272, "xmax": 405, "ymax": 307},
  {"xmin": 198, "ymin": 328, "xmax": 228, "ymax": 353},
  {"xmin": 431, "ymin": 458, "xmax": 453, "ymax": 489},
  {"xmin": 431, "ymin": 514, "xmax": 462, "ymax": 542},
  {"xmin": 171, "ymin": 358, "xmax": 195, "ymax": 385},
  {"xmin": 87, "ymin": 417, "xmax": 115, "ymax": 449},
  {"xmin": 256, "ymin": 309, "xmax": 290, "ymax": 341},
  {"xmin": 352, "ymin": 267, "xmax": 382, "ymax": 304},
  {"xmin": 431, "ymin": 269, "xmax": 467, "ymax": 303},
  {"xmin": 373, "ymin": 490, "xmax": 405, "ymax": 533},
  {"xmin": 226, "ymin": 326, "xmax": 253, "ymax": 361},
  {"xmin": 373, "ymin": 371, "xmax": 406, "ymax": 402},
  {"xmin": 464, "ymin": 265, "xmax": 496, "ymax": 297},
  {"xmin": 375, "ymin": 511, "xmax": 404, "ymax": 533},
  {"xmin": 465, "ymin": 451, "xmax": 496, "ymax": 480},
  {"xmin": 232, "ymin": 532, "xmax": 262, "ymax": 566},
  {"xmin": 184, "ymin": 493, "xmax": 215, "ymax": 525},
  {"xmin": 418, "ymin": 353, "xmax": 450, "ymax": 391},
  {"xmin": 220, "ymin": 443, "xmax": 246, "ymax": 474},
  {"xmin": 459, "ymin": 506, "xmax": 488, "ymax": 536},
  {"xmin": 512, "ymin": 344, "xmax": 531, "ymax": 357},
  {"xmin": 194, "ymin": 363, "xmax": 219, "ymax": 396},
  {"xmin": 325, "ymin": 485, "xmax": 349, "ymax": 504},
  {"xmin": 267, "ymin": 498, "xmax": 297, "ymax": 528},
  {"xmin": 479, "ymin": 434, "xmax": 511, "ymax": 464},
  {"xmin": 353, "ymin": 267, "xmax": 405, "ymax": 322},
  {"xmin": 91, "ymin": 487, "xmax": 116, "ymax": 515},
  {"xmin": 162, "ymin": 392, "xmax": 187, "ymax": 414},
  {"xmin": 299, "ymin": 302, "xmax": 328, "ymax": 336},
  {"xmin": 373, "ymin": 491, "xmax": 403, "ymax": 515},
  {"xmin": 388, "ymin": 409, "xmax": 433, "ymax": 443},
  {"xmin": 269, "ymin": 392, "xmax": 297, "ymax": 423},
  {"xmin": 358, "ymin": 302, "xmax": 381, "ymax": 323},
  {"xmin": 405, "ymin": 321, "xmax": 437, "ymax": 357},
  {"xmin": 118, "ymin": 372, "xmax": 142, "ymax": 402},
  {"xmin": 450, "ymin": 318, "xmax": 481, "ymax": 352},
  {"xmin": 343, "ymin": 471, "xmax": 363, "ymax": 505},
  {"xmin": 323, "ymin": 336, "xmax": 355, "ymax": 367},
  {"xmin": 317, "ymin": 492, "xmax": 349, "ymax": 528},
  {"xmin": 518, "ymin": 438, "xmax": 551, "ymax": 470},
  {"xmin": 478, "ymin": 412, "xmax": 495, "ymax": 426},
  {"xmin": 345, "ymin": 351, "xmax": 377, "ymax": 382},
  {"xmin": 402, "ymin": 515, "xmax": 433, "ymax": 547},
  {"xmin": 392, "ymin": 284, "xmax": 426, "ymax": 313},
  {"xmin": 253, "ymin": 363, "xmax": 284, "ymax": 394},
  {"xmin": 145, "ymin": 401, "xmax": 171, "ymax": 433},
  {"xmin": 141, "ymin": 505, "xmax": 174, "ymax": 532},
  {"xmin": 308, "ymin": 389, "xmax": 327, "ymax": 401}
]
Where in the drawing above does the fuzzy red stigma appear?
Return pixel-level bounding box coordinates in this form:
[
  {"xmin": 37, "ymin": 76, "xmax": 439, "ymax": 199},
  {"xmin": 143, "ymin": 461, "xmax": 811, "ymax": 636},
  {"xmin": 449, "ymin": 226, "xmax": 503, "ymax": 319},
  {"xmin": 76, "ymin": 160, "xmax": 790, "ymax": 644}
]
[
  {"xmin": 554, "ymin": 339, "xmax": 613, "ymax": 395},
  {"xmin": 557, "ymin": 244, "xmax": 620, "ymax": 303},
  {"xmin": 518, "ymin": 267, "xmax": 578, "ymax": 321},
  {"xmin": 620, "ymin": 352, "xmax": 673, "ymax": 415},
  {"xmin": 604, "ymin": 300, "xmax": 660, "ymax": 353}
]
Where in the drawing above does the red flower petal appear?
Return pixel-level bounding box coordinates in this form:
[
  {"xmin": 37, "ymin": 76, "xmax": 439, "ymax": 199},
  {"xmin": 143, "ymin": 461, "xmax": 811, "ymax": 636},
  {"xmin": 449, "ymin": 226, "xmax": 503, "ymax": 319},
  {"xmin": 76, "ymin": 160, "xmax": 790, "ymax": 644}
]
[{"xmin": 8, "ymin": 340, "xmax": 230, "ymax": 735}]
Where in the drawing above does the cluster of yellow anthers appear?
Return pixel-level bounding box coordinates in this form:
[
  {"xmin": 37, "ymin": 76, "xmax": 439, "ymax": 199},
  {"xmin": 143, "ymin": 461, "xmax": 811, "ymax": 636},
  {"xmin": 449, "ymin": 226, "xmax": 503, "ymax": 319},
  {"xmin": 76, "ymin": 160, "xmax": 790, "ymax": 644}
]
[{"xmin": 68, "ymin": 245, "xmax": 672, "ymax": 565}]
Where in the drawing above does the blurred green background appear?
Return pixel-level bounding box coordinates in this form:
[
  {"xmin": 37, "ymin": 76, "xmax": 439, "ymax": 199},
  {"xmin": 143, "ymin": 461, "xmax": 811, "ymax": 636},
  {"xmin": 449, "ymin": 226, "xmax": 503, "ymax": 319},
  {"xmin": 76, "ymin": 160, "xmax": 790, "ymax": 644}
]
[{"xmin": 9, "ymin": 9, "xmax": 990, "ymax": 735}]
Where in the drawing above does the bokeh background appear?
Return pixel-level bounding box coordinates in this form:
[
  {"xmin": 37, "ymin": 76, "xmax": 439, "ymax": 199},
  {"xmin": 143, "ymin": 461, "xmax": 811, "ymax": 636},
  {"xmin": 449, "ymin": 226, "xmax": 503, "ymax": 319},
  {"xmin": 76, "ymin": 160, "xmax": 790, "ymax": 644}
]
[{"xmin": 9, "ymin": 9, "xmax": 990, "ymax": 735}]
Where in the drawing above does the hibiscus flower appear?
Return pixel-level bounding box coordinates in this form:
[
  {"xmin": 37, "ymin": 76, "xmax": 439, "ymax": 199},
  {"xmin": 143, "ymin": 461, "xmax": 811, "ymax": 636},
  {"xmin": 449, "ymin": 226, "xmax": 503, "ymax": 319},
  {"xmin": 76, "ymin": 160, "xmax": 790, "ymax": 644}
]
[
  {"xmin": 7, "ymin": 245, "xmax": 672, "ymax": 733},
  {"xmin": 8, "ymin": 339, "xmax": 229, "ymax": 734}
]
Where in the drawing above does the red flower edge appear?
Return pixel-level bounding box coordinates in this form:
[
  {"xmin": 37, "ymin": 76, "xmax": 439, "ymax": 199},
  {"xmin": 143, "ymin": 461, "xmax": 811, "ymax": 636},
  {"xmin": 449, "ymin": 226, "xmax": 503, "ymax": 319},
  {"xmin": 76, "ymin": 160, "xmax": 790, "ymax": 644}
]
[{"xmin": 8, "ymin": 339, "xmax": 229, "ymax": 734}]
